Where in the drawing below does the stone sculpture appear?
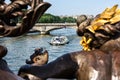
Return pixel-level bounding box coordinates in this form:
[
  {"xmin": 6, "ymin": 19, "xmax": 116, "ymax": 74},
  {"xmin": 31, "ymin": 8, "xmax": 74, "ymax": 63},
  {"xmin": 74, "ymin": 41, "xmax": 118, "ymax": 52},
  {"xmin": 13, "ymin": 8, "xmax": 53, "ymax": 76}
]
[
  {"xmin": 0, "ymin": 0, "xmax": 51, "ymax": 80},
  {"xmin": 18, "ymin": 4, "xmax": 120, "ymax": 80},
  {"xmin": 0, "ymin": 45, "xmax": 24, "ymax": 80},
  {"xmin": 20, "ymin": 48, "xmax": 49, "ymax": 80},
  {"xmin": 0, "ymin": 0, "xmax": 51, "ymax": 37}
]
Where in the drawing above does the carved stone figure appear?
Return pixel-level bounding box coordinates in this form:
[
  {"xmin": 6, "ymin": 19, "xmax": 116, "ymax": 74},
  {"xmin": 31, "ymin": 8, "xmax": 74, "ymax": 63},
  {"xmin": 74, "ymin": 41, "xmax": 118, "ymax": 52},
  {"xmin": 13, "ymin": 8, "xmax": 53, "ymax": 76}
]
[
  {"xmin": 26, "ymin": 48, "xmax": 48, "ymax": 65},
  {"xmin": 18, "ymin": 5, "xmax": 120, "ymax": 80},
  {"xmin": 0, "ymin": 0, "xmax": 51, "ymax": 80},
  {"xmin": 0, "ymin": 45, "xmax": 49, "ymax": 80},
  {"xmin": 0, "ymin": 45, "xmax": 24, "ymax": 80},
  {"xmin": 0, "ymin": 0, "xmax": 51, "ymax": 37},
  {"xmin": 20, "ymin": 48, "xmax": 49, "ymax": 80}
]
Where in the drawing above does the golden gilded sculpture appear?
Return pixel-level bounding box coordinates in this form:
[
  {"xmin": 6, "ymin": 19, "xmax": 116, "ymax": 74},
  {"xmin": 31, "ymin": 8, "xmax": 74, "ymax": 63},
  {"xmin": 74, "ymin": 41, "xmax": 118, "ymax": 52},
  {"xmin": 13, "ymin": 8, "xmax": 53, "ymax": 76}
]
[{"xmin": 80, "ymin": 4, "xmax": 120, "ymax": 51}]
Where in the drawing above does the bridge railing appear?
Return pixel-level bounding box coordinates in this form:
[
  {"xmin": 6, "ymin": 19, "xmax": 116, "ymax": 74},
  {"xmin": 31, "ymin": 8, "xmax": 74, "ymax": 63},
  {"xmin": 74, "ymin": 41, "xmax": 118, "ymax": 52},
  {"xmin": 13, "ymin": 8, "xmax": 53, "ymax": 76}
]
[{"xmin": 35, "ymin": 23, "xmax": 77, "ymax": 26}]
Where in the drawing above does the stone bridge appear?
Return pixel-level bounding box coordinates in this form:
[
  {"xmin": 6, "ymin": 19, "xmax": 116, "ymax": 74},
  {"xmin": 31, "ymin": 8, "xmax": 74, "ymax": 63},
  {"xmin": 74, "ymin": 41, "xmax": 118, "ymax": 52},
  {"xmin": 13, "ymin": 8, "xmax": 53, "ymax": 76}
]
[{"xmin": 31, "ymin": 23, "xmax": 77, "ymax": 34}]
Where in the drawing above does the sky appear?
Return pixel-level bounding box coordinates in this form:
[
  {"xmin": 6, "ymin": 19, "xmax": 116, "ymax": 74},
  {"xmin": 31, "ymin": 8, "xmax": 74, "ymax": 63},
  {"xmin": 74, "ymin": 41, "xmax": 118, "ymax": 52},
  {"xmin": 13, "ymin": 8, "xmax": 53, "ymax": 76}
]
[
  {"xmin": 5, "ymin": 0, "xmax": 120, "ymax": 16},
  {"xmin": 44, "ymin": 0, "xmax": 120, "ymax": 16}
]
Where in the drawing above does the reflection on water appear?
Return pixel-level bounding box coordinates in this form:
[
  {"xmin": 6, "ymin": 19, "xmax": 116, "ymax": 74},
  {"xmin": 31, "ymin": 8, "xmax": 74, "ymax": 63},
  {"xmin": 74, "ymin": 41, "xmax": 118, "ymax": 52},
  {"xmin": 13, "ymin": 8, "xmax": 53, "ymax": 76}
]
[{"xmin": 0, "ymin": 28, "xmax": 82, "ymax": 79}]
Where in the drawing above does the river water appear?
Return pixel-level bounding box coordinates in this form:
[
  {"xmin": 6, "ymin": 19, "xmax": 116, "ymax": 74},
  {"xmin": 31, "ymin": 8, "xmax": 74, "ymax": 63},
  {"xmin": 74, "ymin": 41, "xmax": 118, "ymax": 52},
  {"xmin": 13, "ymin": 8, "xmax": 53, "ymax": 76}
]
[{"xmin": 0, "ymin": 28, "xmax": 82, "ymax": 77}]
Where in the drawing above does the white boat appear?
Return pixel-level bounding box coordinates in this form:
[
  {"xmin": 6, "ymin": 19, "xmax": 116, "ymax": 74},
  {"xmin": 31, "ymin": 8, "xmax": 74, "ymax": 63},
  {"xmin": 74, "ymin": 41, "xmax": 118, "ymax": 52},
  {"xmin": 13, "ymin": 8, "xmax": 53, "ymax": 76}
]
[{"xmin": 49, "ymin": 36, "xmax": 69, "ymax": 45}]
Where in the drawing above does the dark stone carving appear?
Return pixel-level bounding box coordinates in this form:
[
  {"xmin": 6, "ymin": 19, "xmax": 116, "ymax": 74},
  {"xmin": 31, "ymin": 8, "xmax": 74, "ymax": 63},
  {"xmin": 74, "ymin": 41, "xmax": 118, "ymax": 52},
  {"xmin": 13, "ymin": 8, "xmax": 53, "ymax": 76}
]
[
  {"xmin": 0, "ymin": 46, "xmax": 48, "ymax": 80},
  {"xmin": 22, "ymin": 48, "xmax": 49, "ymax": 80},
  {"xmin": 18, "ymin": 5, "xmax": 120, "ymax": 80},
  {"xmin": 0, "ymin": 0, "xmax": 51, "ymax": 37},
  {"xmin": 0, "ymin": 45, "xmax": 24, "ymax": 80},
  {"xmin": 0, "ymin": 0, "xmax": 51, "ymax": 80}
]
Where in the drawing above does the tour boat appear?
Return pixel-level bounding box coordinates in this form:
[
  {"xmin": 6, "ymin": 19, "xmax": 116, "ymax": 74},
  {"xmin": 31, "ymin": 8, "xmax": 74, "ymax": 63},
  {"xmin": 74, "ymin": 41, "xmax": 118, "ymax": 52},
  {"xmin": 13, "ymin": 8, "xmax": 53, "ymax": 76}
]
[{"xmin": 49, "ymin": 36, "xmax": 69, "ymax": 45}]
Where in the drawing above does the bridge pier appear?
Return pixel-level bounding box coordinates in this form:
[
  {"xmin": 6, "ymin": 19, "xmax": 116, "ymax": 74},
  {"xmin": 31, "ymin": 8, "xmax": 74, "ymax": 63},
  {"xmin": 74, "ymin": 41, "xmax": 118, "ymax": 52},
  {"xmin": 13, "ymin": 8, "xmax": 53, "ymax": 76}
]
[
  {"xmin": 40, "ymin": 26, "xmax": 50, "ymax": 35},
  {"xmin": 40, "ymin": 31, "xmax": 50, "ymax": 35}
]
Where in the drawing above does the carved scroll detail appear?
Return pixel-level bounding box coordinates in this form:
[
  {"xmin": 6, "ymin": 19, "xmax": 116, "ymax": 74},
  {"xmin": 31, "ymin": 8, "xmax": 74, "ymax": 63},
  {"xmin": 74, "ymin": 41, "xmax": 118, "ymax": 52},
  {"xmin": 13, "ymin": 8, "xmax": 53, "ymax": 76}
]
[{"xmin": 0, "ymin": 0, "xmax": 51, "ymax": 37}]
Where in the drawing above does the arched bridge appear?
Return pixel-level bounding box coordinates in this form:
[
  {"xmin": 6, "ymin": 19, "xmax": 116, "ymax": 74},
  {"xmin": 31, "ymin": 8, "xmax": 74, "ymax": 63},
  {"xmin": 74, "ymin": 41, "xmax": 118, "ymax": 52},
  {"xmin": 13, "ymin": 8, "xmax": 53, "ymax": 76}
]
[{"xmin": 31, "ymin": 23, "xmax": 77, "ymax": 34}]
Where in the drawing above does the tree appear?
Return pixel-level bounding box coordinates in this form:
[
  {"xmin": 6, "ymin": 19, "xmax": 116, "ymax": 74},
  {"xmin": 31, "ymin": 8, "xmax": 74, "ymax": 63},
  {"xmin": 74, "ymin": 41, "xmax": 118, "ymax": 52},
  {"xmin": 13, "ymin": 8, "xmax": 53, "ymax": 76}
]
[{"xmin": 38, "ymin": 13, "xmax": 76, "ymax": 23}]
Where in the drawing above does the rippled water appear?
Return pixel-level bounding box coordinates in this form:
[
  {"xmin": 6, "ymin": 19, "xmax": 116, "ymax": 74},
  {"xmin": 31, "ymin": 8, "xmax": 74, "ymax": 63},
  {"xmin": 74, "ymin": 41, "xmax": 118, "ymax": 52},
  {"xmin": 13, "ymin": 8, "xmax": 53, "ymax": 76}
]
[{"xmin": 0, "ymin": 28, "xmax": 82, "ymax": 76}]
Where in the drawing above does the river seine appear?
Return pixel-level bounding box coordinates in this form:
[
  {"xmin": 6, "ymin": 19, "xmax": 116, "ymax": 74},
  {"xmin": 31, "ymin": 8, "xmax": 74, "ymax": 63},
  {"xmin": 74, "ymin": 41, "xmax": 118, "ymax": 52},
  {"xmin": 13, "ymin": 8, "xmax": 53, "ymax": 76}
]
[{"xmin": 0, "ymin": 28, "xmax": 82, "ymax": 78}]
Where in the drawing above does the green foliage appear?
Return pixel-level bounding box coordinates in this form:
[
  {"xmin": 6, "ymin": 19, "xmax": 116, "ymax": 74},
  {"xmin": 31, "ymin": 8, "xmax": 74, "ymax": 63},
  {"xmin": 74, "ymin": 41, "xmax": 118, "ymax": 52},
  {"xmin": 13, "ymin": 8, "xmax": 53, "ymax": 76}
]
[{"xmin": 38, "ymin": 13, "xmax": 76, "ymax": 23}]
